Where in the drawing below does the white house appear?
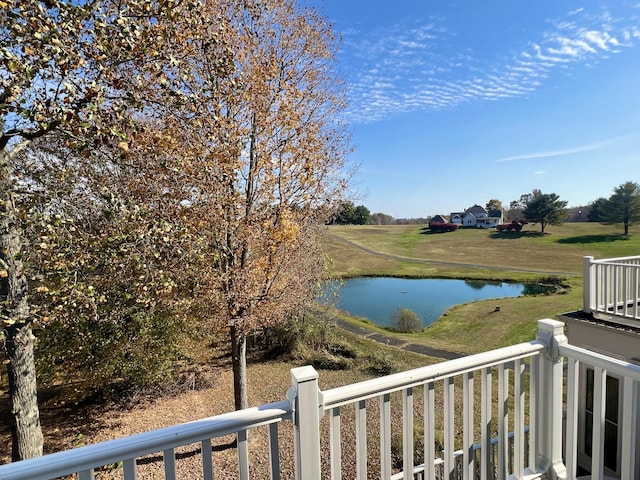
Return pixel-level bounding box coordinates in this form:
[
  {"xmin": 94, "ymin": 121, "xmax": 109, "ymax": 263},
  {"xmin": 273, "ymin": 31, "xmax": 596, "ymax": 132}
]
[{"xmin": 450, "ymin": 204, "xmax": 503, "ymax": 228}]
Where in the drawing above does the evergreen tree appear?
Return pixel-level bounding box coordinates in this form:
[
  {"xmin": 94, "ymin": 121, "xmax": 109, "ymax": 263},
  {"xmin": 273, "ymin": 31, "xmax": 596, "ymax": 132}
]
[{"xmin": 523, "ymin": 193, "xmax": 567, "ymax": 233}]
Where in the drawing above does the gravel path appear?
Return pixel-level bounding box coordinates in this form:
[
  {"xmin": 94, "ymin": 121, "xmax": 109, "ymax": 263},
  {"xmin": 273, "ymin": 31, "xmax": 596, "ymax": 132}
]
[{"xmin": 335, "ymin": 318, "xmax": 462, "ymax": 360}]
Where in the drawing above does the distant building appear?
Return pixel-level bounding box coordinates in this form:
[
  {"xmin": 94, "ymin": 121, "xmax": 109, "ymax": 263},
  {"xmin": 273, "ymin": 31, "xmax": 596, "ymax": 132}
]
[
  {"xmin": 449, "ymin": 205, "xmax": 503, "ymax": 228},
  {"xmin": 428, "ymin": 214, "xmax": 449, "ymax": 225}
]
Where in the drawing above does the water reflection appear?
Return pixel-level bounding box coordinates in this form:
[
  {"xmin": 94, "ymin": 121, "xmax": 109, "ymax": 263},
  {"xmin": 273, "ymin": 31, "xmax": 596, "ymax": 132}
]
[{"xmin": 329, "ymin": 277, "xmax": 553, "ymax": 328}]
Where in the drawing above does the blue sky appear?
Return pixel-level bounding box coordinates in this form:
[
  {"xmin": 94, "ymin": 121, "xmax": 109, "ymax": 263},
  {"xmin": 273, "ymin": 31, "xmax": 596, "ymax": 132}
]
[{"xmin": 309, "ymin": 0, "xmax": 640, "ymax": 218}]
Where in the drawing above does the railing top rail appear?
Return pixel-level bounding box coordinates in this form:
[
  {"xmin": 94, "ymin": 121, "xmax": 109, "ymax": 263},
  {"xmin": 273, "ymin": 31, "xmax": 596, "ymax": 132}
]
[
  {"xmin": 0, "ymin": 400, "xmax": 291, "ymax": 480},
  {"xmin": 322, "ymin": 340, "xmax": 545, "ymax": 409},
  {"xmin": 560, "ymin": 343, "xmax": 640, "ymax": 381},
  {"xmin": 590, "ymin": 255, "xmax": 640, "ymax": 265}
]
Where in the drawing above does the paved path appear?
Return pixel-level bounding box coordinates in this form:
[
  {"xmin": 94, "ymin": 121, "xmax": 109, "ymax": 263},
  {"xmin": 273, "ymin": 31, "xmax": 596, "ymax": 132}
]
[{"xmin": 335, "ymin": 319, "xmax": 463, "ymax": 361}]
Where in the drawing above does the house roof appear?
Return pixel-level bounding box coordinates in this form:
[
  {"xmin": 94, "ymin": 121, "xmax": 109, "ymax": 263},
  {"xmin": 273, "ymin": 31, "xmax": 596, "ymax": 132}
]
[
  {"xmin": 465, "ymin": 204, "xmax": 487, "ymax": 215},
  {"xmin": 430, "ymin": 214, "xmax": 449, "ymax": 223},
  {"xmin": 488, "ymin": 209, "xmax": 502, "ymax": 218}
]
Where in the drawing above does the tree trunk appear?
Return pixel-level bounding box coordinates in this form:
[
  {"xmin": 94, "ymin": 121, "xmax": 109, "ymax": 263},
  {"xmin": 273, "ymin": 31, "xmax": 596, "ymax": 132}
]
[
  {"xmin": 6, "ymin": 324, "xmax": 44, "ymax": 461},
  {"xmin": 1, "ymin": 148, "xmax": 44, "ymax": 460},
  {"xmin": 230, "ymin": 324, "xmax": 248, "ymax": 410}
]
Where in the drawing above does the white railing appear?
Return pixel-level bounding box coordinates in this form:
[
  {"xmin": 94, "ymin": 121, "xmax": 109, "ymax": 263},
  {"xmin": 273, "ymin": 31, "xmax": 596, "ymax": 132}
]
[
  {"xmin": 318, "ymin": 339, "xmax": 546, "ymax": 480},
  {"xmin": 561, "ymin": 343, "xmax": 640, "ymax": 480},
  {"xmin": 584, "ymin": 255, "xmax": 640, "ymax": 321},
  {"xmin": 0, "ymin": 400, "xmax": 293, "ymax": 480},
  {"xmin": 2, "ymin": 319, "xmax": 640, "ymax": 480}
]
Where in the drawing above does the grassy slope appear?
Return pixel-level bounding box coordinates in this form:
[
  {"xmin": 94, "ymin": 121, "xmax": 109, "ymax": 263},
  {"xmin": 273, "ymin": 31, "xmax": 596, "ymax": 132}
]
[{"xmin": 324, "ymin": 222, "xmax": 640, "ymax": 354}]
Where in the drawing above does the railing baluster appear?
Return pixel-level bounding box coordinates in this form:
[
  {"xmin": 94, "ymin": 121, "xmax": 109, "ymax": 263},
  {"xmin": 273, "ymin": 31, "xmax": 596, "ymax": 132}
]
[
  {"xmin": 614, "ymin": 264, "xmax": 620, "ymax": 314},
  {"xmin": 621, "ymin": 377, "xmax": 637, "ymax": 480},
  {"xmin": 380, "ymin": 394, "xmax": 392, "ymax": 480},
  {"xmin": 595, "ymin": 262, "xmax": 601, "ymax": 311},
  {"xmin": 238, "ymin": 429, "xmax": 249, "ymax": 480},
  {"xmin": 607, "ymin": 264, "xmax": 614, "ymax": 312},
  {"xmin": 330, "ymin": 407, "xmax": 342, "ymax": 480},
  {"xmin": 565, "ymin": 357, "xmax": 579, "ymax": 480},
  {"xmin": 424, "ymin": 382, "xmax": 435, "ymax": 480},
  {"xmin": 528, "ymin": 357, "xmax": 538, "ymax": 472},
  {"xmin": 462, "ymin": 371, "xmax": 474, "ymax": 480},
  {"xmin": 480, "ymin": 367, "xmax": 492, "ymax": 480},
  {"xmin": 355, "ymin": 400, "xmax": 367, "ymax": 479},
  {"xmin": 513, "ymin": 359, "xmax": 524, "ymax": 478},
  {"xmin": 633, "ymin": 265, "xmax": 640, "ymax": 318},
  {"xmin": 403, "ymin": 387, "xmax": 414, "ymax": 480},
  {"xmin": 269, "ymin": 423, "xmax": 280, "ymax": 480},
  {"xmin": 625, "ymin": 265, "xmax": 630, "ymax": 309},
  {"xmin": 78, "ymin": 470, "xmax": 95, "ymax": 480},
  {"xmin": 201, "ymin": 439, "xmax": 213, "ymax": 480},
  {"xmin": 163, "ymin": 448, "xmax": 176, "ymax": 480},
  {"xmin": 443, "ymin": 377, "xmax": 454, "ymax": 480},
  {"xmin": 591, "ymin": 366, "xmax": 606, "ymax": 480},
  {"xmin": 123, "ymin": 458, "xmax": 137, "ymax": 480},
  {"xmin": 497, "ymin": 364, "xmax": 508, "ymax": 479}
]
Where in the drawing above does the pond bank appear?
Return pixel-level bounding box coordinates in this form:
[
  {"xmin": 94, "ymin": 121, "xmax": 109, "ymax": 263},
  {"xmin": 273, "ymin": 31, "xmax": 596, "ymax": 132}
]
[{"xmin": 335, "ymin": 318, "xmax": 463, "ymax": 360}]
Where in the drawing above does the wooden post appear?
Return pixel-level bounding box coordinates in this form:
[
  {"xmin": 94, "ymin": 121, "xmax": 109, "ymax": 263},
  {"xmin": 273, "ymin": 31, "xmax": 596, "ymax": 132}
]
[
  {"xmin": 290, "ymin": 366, "xmax": 322, "ymax": 480},
  {"xmin": 536, "ymin": 319, "xmax": 568, "ymax": 480},
  {"xmin": 583, "ymin": 256, "xmax": 594, "ymax": 314}
]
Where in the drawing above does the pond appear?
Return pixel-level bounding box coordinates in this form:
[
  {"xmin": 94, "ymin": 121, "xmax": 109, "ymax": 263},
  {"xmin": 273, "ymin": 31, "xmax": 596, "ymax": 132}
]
[{"xmin": 328, "ymin": 277, "xmax": 551, "ymax": 328}]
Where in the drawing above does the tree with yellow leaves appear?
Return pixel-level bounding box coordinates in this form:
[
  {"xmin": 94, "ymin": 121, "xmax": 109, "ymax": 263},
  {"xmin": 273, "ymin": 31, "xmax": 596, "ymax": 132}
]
[
  {"xmin": 1, "ymin": 0, "xmax": 231, "ymax": 460},
  {"xmin": 131, "ymin": 0, "xmax": 351, "ymax": 410},
  {"xmin": 2, "ymin": 0, "xmax": 349, "ymax": 462}
]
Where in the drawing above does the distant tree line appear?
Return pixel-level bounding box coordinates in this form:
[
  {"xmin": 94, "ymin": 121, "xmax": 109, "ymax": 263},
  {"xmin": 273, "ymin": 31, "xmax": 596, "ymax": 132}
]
[
  {"xmin": 505, "ymin": 181, "xmax": 640, "ymax": 235},
  {"xmin": 335, "ymin": 180, "xmax": 640, "ymax": 234},
  {"xmin": 332, "ymin": 201, "xmax": 429, "ymax": 225},
  {"xmin": 332, "ymin": 201, "xmax": 371, "ymax": 224}
]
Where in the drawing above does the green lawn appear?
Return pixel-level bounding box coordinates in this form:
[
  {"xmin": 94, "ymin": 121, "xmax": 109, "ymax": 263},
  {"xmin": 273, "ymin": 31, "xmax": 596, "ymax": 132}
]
[
  {"xmin": 325, "ymin": 223, "xmax": 640, "ymax": 278},
  {"xmin": 322, "ymin": 222, "xmax": 640, "ymax": 354}
]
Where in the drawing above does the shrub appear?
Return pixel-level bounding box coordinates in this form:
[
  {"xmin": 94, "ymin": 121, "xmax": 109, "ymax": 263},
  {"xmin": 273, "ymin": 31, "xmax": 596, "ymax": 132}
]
[
  {"xmin": 257, "ymin": 314, "xmax": 330, "ymax": 358},
  {"xmin": 391, "ymin": 307, "xmax": 423, "ymax": 333},
  {"xmin": 36, "ymin": 307, "xmax": 185, "ymax": 398},
  {"xmin": 367, "ymin": 351, "xmax": 395, "ymax": 376},
  {"xmin": 256, "ymin": 310, "xmax": 357, "ymax": 365}
]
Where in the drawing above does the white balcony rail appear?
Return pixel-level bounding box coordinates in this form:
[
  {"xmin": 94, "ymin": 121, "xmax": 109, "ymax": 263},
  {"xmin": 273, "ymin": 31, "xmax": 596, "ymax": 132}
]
[
  {"xmin": 561, "ymin": 343, "xmax": 640, "ymax": 480},
  {"xmin": 319, "ymin": 338, "xmax": 545, "ymax": 480},
  {"xmin": 583, "ymin": 255, "xmax": 640, "ymax": 321},
  {"xmin": 1, "ymin": 319, "xmax": 639, "ymax": 480},
  {"xmin": 0, "ymin": 400, "xmax": 292, "ymax": 480}
]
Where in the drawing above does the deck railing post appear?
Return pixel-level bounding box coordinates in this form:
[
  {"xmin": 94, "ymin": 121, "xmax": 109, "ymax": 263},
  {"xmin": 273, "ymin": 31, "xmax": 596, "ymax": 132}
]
[
  {"xmin": 536, "ymin": 319, "xmax": 568, "ymax": 480},
  {"xmin": 289, "ymin": 366, "xmax": 322, "ymax": 480},
  {"xmin": 583, "ymin": 256, "xmax": 594, "ymax": 314}
]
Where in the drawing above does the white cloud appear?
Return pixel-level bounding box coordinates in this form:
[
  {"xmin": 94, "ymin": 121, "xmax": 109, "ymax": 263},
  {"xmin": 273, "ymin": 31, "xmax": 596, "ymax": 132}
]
[
  {"xmin": 496, "ymin": 136, "xmax": 627, "ymax": 163},
  {"xmin": 581, "ymin": 30, "xmax": 612, "ymax": 50},
  {"xmin": 338, "ymin": 5, "xmax": 639, "ymax": 124}
]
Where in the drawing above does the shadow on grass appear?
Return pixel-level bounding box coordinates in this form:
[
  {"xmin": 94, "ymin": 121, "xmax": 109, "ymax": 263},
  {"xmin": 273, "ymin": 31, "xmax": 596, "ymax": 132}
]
[
  {"xmin": 556, "ymin": 234, "xmax": 629, "ymax": 244},
  {"xmin": 419, "ymin": 227, "xmax": 458, "ymax": 235},
  {"xmin": 488, "ymin": 231, "xmax": 545, "ymax": 239}
]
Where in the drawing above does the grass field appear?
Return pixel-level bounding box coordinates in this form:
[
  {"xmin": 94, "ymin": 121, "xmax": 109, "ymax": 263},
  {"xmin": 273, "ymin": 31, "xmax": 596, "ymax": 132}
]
[{"xmin": 323, "ymin": 222, "xmax": 640, "ymax": 353}]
